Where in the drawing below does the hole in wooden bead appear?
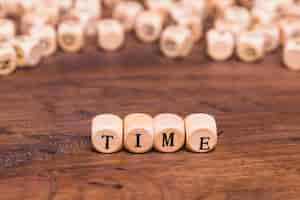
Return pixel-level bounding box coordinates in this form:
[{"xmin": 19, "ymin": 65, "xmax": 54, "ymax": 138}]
[
  {"xmin": 40, "ymin": 39, "xmax": 50, "ymax": 50},
  {"xmin": 291, "ymin": 31, "xmax": 300, "ymax": 40},
  {"xmin": 118, "ymin": 15, "xmax": 129, "ymax": 26},
  {"xmin": 15, "ymin": 46, "xmax": 24, "ymax": 62},
  {"xmin": 264, "ymin": 38, "xmax": 272, "ymax": 51},
  {"xmin": 142, "ymin": 24, "xmax": 155, "ymax": 37},
  {"xmin": 0, "ymin": 60, "xmax": 10, "ymax": 70},
  {"xmin": 164, "ymin": 39, "xmax": 177, "ymax": 52},
  {"xmin": 243, "ymin": 46, "xmax": 257, "ymax": 59},
  {"xmin": 62, "ymin": 34, "xmax": 75, "ymax": 46}
]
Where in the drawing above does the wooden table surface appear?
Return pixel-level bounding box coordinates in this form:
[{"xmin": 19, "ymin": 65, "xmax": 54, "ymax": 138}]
[{"xmin": 0, "ymin": 38, "xmax": 299, "ymax": 200}]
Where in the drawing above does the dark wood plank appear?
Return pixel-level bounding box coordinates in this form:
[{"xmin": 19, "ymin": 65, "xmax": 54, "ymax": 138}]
[{"xmin": 0, "ymin": 37, "xmax": 299, "ymax": 199}]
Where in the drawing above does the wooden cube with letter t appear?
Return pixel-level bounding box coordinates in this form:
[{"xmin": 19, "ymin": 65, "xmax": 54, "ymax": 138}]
[
  {"xmin": 185, "ymin": 114, "xmax": 218, "ymax": 153},
  {"xmin": 153, "ymin": 113, "xmax": 185, "ymax": 152},
  {"xmin": 91, "ymin": 114, "xmax": 123, "ymax": 153}
]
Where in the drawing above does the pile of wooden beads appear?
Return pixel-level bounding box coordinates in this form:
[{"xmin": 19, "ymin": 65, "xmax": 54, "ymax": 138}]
[
  {"xmin": 91, "ymin": 113, "xmax": 218, "ymax": 153},
  {"xmin": 1, "ymin": 0, "xmax": 300, "ymax": 76}
]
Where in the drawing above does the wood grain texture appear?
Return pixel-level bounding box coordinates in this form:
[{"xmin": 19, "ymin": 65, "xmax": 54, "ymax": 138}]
[{"xmin": 0, "ymin": 36, "xmax": 299, "ymax": 200}]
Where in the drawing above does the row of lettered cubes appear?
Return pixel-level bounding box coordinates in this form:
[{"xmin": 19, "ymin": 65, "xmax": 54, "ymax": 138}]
[{"xmin": 91, "ymin": 113, "xmax": 218, "ymax": 153}]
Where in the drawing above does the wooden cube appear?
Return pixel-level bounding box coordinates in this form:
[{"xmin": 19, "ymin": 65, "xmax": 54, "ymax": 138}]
[
  {"xmin": 58, "ymin": 21, "xmax": 84, "ymax": 53},
  {"xmin": 0, "ymin": 43, "xmax": 17, "ymax": 76},
  {"xmin": 124, "ymin": 113, "xmax": 154, "ymax": 153},
  {"xmin": 91, "ymin": 114, "xmax": 123, "ymax": 153},
  {"xmin": 185, "ymin": 113, "xmax": 218, "ymax": 152},
  {"xmin": 153, "ymin": 113, "xmax": 185, "ymax": 152},
  {"xmin": 97, "ymin": 19, "xmax": 125, "ymax": 51}
]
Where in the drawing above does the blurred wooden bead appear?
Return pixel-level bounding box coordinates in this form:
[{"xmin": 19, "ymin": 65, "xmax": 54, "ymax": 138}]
[
  {"xmin": 251, "ymin": 8, "xmax": 276, "ymax": 25},
  {"xmin": 58, "ymin": 0, "xmax": 73, "ymax": 13},
  {"xmin": 31, "ymin": 25, "xmax": 57, "ymax": 57},
  {"xmin": 12, "ymin": 36, "xmax": 42, "ymax": 67},
  {"xmin": 223, "ymin": 6, "xmax": 251, "ymax": 30},
  {"xmin": 124, "ymin": 113, "xmax": 154, "ymax": 153},
  {"xmin": 279, "ymin": 19, "xmax": 300, "ymax": 45},
  {"xmin": 280, "ymin": 3, "xmax": 300, "ymax": 19},
  {"xmin": 103, "ymin": 0, "xmax": 121, "ymax": 9},
  {"xmin": 0, "ymin": 43, "xmax": 17, "ymax": 76},
  {"xmin": 214, "ymin": 19, "xmax": 245, "ymax": 37},
  {"xmin": 237, "ymin": 0, "xmax": 253, "ymax": 8},
  {"xmin": 113, "ymin": 1, "xmax": 143, "ymax": 32},
  {"xmin": 135, "ymin": 10, "xmax": 164, "ymax": 43},
  {"xmin": 185, "ymin": 114, "xmax": 217, "ymax": 153},
  {"xmin": 4, "ymin": 0, "xmax": 18, "ymax": 16},
  {"xmin": 180, "ymin": 0, "xmax": 207, "ymax": 18},
  {"xmin": 34, "ymin": 0, "xmax": 60, "ymax": 26},
  {"xmin": 274, "ymin": 0, "xmax": 294, "ymax": 13},
  {"xmin": 58, "ymin": 21, "xmax": 84, "ymax": 53},
  {"xmin": 7, "ymin": 0, "xmax": 34, "ymax": 17},
  {"xmin": 169, "ymin": 3, "xmax": 193, "ymax": 23},
  {"xmin": 91, "ymin": 114, "xmax": 123, "ymax": 153},
  {"xmin": 206, "ymin": 29, "xmax": 235, "ymax": 61},
  {"xmin": 145, "ymin": 0, "xmax": 172, "ymax": 10},
  {"xmin": 0, "ymin": 19, "xmax": 16, "ymax": 42},
  {"xmin": 213, "ymin": 0, "xmax": 235, "ymax": 16},
  {"xmin": 71, "ymin": 10, "xmax": 100, "ymax": 37},
  {"xmin": 176, "ymin": 15, "xmax": 203, "ymax": 42},
  {"xmin": 253, "ymin": 0, "xmax": 279, "ymax": 11},
  {"xmin": 145, "ymin": 0, "xmax": 172, "ymax": 18},
  {"xmin": 0, "ymin": 0, "xmax": 6, "ymax": 17},
  {"xmin": 153, "ymin": 113, "xmax": 185, "ymax": 152},
  {"xmin": 20, "ymin": 13, "xmax": 47, "ymax": 34},
  {"xmin": 97, "ymin": 19, "xmax": 125, "ymax": 51},
  {"xmin": 283, "ymin": 39, "xmax": 300, "ymax": 71},
  {"xmin": 253, "ymin": 24, "xmax": 280, "ymax": 52},
  {"xmin": 236, "ymin": 31, "xmax": 265, "ymax": 62},
  {"xmin": 160, "ymin": 25, "xmax": 194, "ymax": 58},
  {"xmin": 74, "ymin": 0, "xmax": 101, "ymax": 19}
]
